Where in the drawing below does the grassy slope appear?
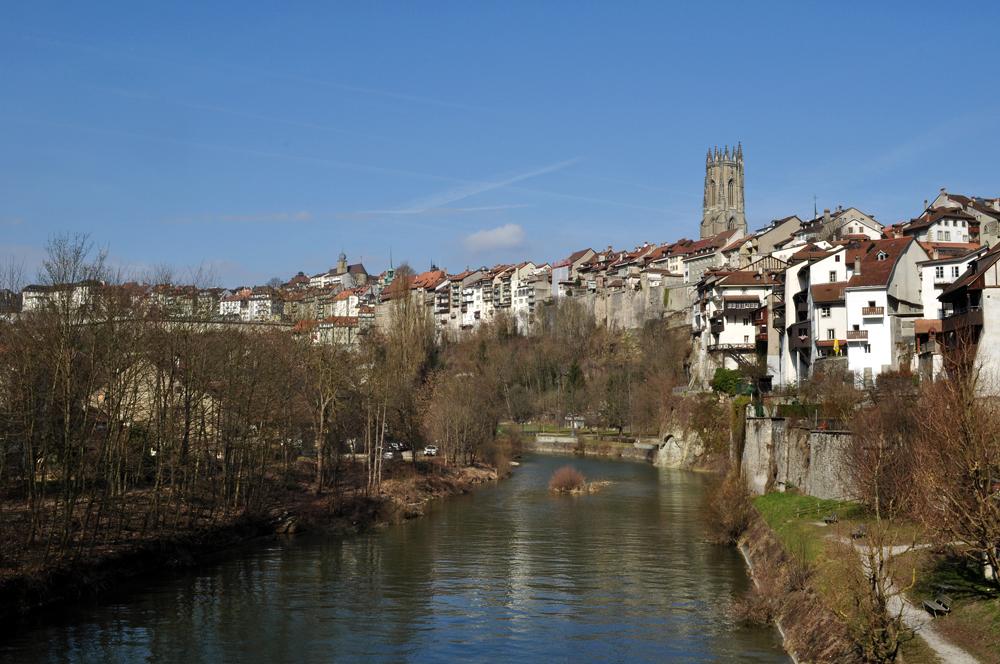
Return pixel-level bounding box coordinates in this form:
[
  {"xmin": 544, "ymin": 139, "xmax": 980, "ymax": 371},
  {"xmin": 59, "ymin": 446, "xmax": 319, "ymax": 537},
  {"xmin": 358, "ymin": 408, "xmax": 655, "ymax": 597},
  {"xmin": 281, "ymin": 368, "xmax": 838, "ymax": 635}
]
[{"xmin": 752, "ymin": 492, "xmax": 999, "ymax": 664}]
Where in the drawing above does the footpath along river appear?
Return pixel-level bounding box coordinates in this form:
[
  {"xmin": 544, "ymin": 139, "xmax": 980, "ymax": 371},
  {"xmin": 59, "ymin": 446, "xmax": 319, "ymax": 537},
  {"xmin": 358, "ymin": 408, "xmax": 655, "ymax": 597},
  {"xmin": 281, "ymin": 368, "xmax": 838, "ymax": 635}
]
[{"xmin": 1, "ymin": 454, "xmax": 789, "ymax": 663}]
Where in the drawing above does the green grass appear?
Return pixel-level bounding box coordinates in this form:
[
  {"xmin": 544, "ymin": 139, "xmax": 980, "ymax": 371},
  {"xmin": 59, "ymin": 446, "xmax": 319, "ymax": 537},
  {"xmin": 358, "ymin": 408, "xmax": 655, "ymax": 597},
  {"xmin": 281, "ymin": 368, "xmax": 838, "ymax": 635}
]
[
  {"xmin": 755, "ymin": 492, "xmax": 1000, "ymax": 662},
  {"xmin": 753, "ymin": 492, "xmax": 864, "ymax": 563},
  {"xmin": 892, "ymin": 548, "xmax": 1000, "ymax": 664}
]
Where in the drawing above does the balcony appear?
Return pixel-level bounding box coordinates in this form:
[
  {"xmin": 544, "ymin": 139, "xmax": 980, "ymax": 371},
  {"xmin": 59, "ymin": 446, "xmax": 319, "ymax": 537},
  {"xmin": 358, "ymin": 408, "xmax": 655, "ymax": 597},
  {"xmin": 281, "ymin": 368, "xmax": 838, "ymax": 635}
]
[
  {"xmin": 788, "ymin": 332, "xmax": 812, "ymax": 350},
  {"xmin": 861, "ymin": 306, "xmax": 885, "ymax": 317},
  {"xmin": 846, "ymin": 329, "xmax": 868, "ymax": 340},
  {"xmin": 707, "ymin": 343, "xmax": 755, "ymax": 353},
  {"xmin": 723, "ymin": 297, "xmax": 760, "ymax": 313},
  {"xmin": 710, "ymin": 315, "xmax": 724, "ymax": 335},
  {"xmin": 942, "ymin": 307, "xmax": 984, "ymax": 335}
]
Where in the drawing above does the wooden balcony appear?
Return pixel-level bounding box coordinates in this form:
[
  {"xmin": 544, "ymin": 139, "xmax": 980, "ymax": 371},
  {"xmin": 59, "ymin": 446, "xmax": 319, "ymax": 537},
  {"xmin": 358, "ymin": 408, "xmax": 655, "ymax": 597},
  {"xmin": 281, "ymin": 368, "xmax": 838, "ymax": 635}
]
[
  {"xmin": 861, "ymin": 306, "xmax": 885, "ymax": 317},
  {"xmin": 846, "ymin": 329, "xmax": 868, "ymax": 340},
  {"xmin": 942, "ymin": 308, "xmax": 984, "ymax": 335},
  {"xmin": 788, "ymin": 333, "xmax": 812, "ymax": 350}
]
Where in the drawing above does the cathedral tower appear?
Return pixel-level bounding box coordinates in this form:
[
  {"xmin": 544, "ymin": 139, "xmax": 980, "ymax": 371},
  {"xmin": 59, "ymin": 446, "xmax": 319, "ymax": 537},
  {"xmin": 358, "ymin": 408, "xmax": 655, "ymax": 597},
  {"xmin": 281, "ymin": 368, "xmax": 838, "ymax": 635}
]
[{"xmin": 701, "ymin": 143, "xmax": 746, "ymax": 238}]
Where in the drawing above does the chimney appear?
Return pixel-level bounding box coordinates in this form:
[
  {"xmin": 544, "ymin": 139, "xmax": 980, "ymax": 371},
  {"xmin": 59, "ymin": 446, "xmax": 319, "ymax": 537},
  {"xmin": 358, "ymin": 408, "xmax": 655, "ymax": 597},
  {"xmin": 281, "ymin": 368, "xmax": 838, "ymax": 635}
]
[
  {"xmin": 854, "ymin": 256, "xmax": 861, "ymax": 276},
  {"xmin": 923, "ymin": 199, "xmax": 928, "ymax": 209},
  {"xmin": 823, "ymin": 208, "xmax": 831, "ymax": 224},
  {"xmin": 940, "ymin": 187, "xmax": 947, "ymax": 194}
]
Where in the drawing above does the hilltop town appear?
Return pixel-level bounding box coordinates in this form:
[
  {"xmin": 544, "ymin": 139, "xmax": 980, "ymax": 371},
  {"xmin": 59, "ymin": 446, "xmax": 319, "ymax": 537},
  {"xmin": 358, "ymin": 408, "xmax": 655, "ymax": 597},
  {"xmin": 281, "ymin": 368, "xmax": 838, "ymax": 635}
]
[{"xmin": 9, "ymin": 146, "xmax": 1000, "ymax": 394}]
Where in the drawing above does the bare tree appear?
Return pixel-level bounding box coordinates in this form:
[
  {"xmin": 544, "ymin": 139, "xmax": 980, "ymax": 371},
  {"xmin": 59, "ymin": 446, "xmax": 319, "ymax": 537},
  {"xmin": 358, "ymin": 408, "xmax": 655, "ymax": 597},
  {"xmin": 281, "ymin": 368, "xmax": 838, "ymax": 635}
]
[{"xmin": 912, "ymin": 362, "xmax": 1000, "ymax": 592}]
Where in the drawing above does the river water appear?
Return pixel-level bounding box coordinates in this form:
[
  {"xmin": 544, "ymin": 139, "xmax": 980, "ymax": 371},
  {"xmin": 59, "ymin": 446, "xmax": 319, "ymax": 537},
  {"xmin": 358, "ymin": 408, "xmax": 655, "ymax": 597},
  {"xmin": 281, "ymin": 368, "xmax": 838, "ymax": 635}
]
[{"xmin": 1, "ymin": 455, "xmax": 789, "ymax": 662}]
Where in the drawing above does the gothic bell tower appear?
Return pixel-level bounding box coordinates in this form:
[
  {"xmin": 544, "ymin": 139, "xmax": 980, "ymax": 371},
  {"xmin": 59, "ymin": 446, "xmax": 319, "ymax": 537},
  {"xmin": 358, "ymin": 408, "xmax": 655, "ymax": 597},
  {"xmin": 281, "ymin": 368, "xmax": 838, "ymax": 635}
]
[{"xmin": 701, "ymin": 143, "xmax": 746, "ymax": 238}]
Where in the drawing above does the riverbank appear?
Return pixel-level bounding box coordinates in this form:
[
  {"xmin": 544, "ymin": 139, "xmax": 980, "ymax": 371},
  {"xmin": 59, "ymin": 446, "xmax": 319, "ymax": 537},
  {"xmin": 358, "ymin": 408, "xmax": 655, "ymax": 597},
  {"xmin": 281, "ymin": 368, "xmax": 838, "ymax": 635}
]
[
  {"xmin": 0, "ymin": 461, "xmax": 499, "ymax": 627},
  {"xmin": 739, "ymin": 509, "xmax": 858, "ymax": 663},
  {"xmin": 749, "ymin": 491, "xmax": 994, "ymax": 663}
]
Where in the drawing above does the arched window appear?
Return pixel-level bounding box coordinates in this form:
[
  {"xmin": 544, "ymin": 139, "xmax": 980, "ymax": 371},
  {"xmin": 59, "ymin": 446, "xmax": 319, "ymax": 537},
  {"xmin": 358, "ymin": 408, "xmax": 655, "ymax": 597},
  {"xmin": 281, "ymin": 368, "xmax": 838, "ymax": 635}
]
[
  {"xmin": 728, "ymin": 179, "xmax": 734, "ymax": 204},
  {"xmin": 710, "ymin": 180, "xmax": 716, "ymax": 205}
]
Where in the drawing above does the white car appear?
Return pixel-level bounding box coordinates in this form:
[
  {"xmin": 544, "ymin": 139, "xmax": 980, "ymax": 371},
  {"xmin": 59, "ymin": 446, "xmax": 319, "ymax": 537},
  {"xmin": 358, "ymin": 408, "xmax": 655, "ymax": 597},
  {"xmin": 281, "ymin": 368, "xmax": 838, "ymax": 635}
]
[{"xmin": 423, "ymin": 445, "xmax": 439, "ymax": 457}]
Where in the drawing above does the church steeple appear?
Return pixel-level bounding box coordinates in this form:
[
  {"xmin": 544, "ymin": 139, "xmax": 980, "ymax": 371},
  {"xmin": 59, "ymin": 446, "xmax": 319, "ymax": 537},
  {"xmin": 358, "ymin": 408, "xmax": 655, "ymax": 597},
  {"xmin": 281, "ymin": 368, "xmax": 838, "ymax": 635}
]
[{"xmin": 701, "ymin": 144, "xmax": 747, "ymax": 239}]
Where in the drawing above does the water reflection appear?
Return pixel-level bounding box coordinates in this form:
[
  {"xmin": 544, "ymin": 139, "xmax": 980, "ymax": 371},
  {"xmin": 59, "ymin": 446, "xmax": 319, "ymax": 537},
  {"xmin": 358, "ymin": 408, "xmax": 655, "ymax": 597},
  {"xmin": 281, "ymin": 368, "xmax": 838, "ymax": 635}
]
[{"xmin": 1, "ymin": 455, "xmax": 788, "ymax": 663}]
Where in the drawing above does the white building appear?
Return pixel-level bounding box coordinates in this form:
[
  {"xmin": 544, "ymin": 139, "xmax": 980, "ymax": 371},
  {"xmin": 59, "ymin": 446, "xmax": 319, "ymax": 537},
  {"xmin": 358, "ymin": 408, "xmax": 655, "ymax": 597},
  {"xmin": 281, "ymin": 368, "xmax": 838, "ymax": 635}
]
[
  {"xmin": 902, "ymin": 207, "xmax": 975, "ymax": 244},
  {"xmin": 918, "ymin": 247, "xmax": 986, "ymax": 321},
  {"xmin": 843, "ymin": 238, "xmax": 927, "ymax": 383}
]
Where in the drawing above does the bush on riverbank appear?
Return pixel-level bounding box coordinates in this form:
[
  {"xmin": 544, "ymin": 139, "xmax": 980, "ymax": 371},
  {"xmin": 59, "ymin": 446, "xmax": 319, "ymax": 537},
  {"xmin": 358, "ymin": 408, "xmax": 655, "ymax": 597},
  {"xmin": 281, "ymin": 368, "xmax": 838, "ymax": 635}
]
[
  {"xmin": 706, "ymin": 469, "xmax": 752, "ymax": 544},
  {"xmin": 731, "ymin": 586, "xmax": 779, "ymax": 627}
]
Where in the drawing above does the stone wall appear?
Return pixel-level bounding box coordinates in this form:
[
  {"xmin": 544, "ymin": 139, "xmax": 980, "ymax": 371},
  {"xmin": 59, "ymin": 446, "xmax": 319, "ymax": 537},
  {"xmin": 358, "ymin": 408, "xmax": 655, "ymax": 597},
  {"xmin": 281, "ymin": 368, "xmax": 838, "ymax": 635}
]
[
  {"xmin": 805, "ymin": 431, "xmax": 852, "ymax": 500},
  {"xmin": 525, "ymin": 436, "xmax": 654, "ymax": 462},
  {"xmin": 741, "ymin": 416, "xmax": 852, "ymax": 500}
]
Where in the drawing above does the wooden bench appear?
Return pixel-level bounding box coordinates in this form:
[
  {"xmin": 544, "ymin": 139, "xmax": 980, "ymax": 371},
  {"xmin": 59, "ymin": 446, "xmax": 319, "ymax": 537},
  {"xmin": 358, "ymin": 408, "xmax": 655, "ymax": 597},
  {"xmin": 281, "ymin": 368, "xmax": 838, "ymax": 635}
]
[
  {"xmin": 850, "ymin": 525, "xmax": 867, "ymax": 539},
  {"xmin": 822, "ymin": 513, "xmax": 838, "ymax": 525},
  {"xmin": 922, "ymin": 594, "xmax": 953, "ymax": 617}
]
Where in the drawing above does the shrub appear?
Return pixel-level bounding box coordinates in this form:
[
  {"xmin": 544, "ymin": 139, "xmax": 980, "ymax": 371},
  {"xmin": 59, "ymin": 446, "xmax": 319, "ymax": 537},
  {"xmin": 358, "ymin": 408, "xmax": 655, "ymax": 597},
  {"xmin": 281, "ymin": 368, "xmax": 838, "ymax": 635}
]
[
  {"xmin": 730, "ymin": 587, "xmax": 777, "ymax": 627},
  {"xmin": 706, "ymin": 469, "xmax": 753, "ymax": 544},
  {"xmin": 711, "ymin": 368, "xmax": 745, "ymax": 396},
  {"xmin": 549, "ymin": 465, "xmax": 586, "ymax": 492}
]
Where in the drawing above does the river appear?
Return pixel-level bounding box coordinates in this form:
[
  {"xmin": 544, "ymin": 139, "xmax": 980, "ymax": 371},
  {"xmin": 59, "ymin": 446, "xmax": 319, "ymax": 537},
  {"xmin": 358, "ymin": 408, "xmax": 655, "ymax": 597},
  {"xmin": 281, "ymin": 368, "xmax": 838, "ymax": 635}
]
[{"xmin": 1, "ymin": 455, "xmax": 789, "ymax": 662}]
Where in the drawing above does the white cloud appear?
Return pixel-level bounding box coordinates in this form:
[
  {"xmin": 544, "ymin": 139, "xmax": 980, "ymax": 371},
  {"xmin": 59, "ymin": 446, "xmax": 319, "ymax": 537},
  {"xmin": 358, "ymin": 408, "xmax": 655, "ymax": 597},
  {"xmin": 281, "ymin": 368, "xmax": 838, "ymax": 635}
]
[{"xmin": 463, "ymin": 224, "xmax": 526, "ymax": 253}]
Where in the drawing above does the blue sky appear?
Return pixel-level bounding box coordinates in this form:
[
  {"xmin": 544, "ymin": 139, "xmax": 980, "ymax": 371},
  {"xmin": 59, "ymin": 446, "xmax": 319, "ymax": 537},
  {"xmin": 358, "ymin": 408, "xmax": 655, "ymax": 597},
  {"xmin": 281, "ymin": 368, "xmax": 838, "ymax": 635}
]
[{"xmin": 2, "ymin": 2, "xmax": 999, "ymax": 286}]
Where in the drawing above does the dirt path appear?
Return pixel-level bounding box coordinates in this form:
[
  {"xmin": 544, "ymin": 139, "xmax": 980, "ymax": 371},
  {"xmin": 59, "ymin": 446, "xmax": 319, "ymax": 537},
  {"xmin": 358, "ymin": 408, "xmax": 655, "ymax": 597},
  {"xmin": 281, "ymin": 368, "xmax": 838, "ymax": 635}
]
[{"xmin": 848, "ymin": 540, "xmax": 980, "ymax": 664}]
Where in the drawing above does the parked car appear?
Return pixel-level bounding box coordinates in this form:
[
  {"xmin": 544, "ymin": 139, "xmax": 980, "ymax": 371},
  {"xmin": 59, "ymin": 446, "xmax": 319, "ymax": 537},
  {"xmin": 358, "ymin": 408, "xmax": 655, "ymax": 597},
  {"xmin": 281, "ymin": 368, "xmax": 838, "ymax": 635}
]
[{"xmin": 423, "ymin": 445, "xmax": 439, "ymax": 457}]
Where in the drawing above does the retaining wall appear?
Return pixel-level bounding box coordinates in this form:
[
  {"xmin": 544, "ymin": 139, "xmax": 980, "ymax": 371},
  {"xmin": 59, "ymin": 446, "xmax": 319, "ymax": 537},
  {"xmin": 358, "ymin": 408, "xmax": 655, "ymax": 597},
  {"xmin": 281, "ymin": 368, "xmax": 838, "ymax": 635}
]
[{"xmin": 742, "ymin": 416, "xmax": 852, "ymax": 500}]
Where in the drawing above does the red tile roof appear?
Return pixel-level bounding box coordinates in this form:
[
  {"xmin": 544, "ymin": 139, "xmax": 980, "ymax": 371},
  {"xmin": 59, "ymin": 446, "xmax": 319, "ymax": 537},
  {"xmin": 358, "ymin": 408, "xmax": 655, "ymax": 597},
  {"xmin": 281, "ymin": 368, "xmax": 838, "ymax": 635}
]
[
  {"xmin": 788, "ymin": 243, "xmax": 831, "ymax": 262},
  {"xmin": 811, "ymin": 282, "xmax": 847, "ymax": 303},
  {"xmin": 320, "ymin": 316, "xmax": 359, "ymax": 326},
  {"xmin": 718, "ymin": 271, "xmax": 780, "ymax": 286},
  {"xmin": 411, "ymin": 269, "xmax": 447, "ymax": 290},
  {"xmin": 904, "ymin": 207, "xmax": 976, "ymax": 233},
  {"xmin": 846, "ymin": 237, "xmax": 920, "ymax": 288},
  {"xmin": 914, "ymin": 319, "xmax": 942, "ymax": 335}
]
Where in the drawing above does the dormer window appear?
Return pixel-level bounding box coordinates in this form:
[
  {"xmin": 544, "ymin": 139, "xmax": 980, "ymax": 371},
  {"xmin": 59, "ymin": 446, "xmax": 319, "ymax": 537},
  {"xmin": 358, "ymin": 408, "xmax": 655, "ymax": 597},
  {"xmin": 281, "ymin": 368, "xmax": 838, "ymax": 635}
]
[{"xmin": 876, "ymin": 251, "xmax": 888, "ymax": 261}]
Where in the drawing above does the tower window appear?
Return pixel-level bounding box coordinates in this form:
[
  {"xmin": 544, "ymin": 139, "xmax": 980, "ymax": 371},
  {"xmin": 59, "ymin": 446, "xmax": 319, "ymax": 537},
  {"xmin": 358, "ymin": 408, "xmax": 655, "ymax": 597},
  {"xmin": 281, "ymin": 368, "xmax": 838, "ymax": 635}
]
[{"xmin": 728, "ymin": 179, "xmax": 734, "ymax": 203}]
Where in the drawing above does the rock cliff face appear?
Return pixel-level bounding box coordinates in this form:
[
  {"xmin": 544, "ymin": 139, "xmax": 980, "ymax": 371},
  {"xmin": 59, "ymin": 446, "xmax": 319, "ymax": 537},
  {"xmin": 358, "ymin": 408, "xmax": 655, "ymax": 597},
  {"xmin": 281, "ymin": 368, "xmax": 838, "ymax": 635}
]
[
  {"xmin": 571, "ymin": 283, "xmax": 691, "ymax": 331},
  {"xmin": 652, "ymin": 429, "xmax": 706, "ymax": 469}
]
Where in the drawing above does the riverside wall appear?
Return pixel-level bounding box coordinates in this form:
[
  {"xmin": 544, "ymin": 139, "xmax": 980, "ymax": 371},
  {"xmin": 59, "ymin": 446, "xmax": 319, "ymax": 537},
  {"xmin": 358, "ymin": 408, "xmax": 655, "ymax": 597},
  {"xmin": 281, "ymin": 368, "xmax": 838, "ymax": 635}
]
[
  {"xmin": 741, "ymin": 415, "xmax": 853, "ymax": 500},
  {"xmin": 526, "ymin": 428, "xmax": 709, "ymax": 469},
  {"xmin": 527, "ymin": 435, "xmax": 655, "ymax": 462}
]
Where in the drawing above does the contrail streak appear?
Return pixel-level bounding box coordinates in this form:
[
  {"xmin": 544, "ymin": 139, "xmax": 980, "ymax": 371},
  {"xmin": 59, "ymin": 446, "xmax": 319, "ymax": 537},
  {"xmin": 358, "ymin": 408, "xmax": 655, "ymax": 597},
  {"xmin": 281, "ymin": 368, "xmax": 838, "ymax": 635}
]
[{"xmin": 365, "ymin": 159, "xmax": 580, "ymax": 215}]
